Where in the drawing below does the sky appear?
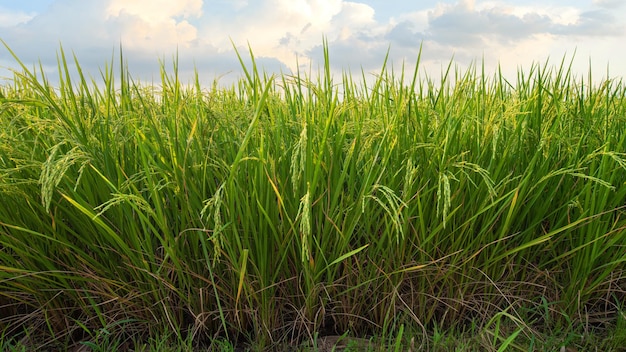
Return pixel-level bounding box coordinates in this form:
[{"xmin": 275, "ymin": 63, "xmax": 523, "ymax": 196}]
[{"xmin": 0, "ymin": 0, "xmax": 625, "ymax": 87}]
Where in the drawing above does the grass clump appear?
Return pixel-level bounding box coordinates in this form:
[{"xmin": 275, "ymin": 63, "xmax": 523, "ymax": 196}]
[{"xmin": 1, "ymin": 41, "xmax": 625, "ymax": 350}]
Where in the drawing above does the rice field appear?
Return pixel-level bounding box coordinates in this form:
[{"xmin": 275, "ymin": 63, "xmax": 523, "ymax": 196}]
[{"xmin": 1, "ymin": 43, "xmax": 626, "ymax": 351}]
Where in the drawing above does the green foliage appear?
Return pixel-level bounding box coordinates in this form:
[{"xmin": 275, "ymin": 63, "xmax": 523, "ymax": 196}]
[{"xmin": 1, "ymin": 40, "xmax": 625, "ymax": 350}]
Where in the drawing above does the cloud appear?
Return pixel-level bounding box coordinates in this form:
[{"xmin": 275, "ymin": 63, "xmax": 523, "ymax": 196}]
[
  {"xmin": 2, "ymin": 1, "xmax": 111, "ymax": 58},
  {"xmin": 1, "ymin": 0, "xmax": 212, "ymax": 83},
  {"xmin": 386, "ymin": 21, "xmax": 425, "ymax": 48},
  {"xmin": 195, "ymin": 0, "xmax": 379, "ymax": 72},
  {"xmin": 1, "ymin": 0, "xmax": 625, "ymax": 87},
  {"xmin": 553, "ymin": 9, "xmax": 623, "ymax": 36},
  {"xmin": 593, "ymin": 0, "xmax": 624, "ymax": 9},
  {"xmin": 378, "ymin": 0, "xmax": 626, "ymax": 82},
  {"xmin": 106, "ymin": 0, "xmax": 203, "ymax": 22},
  {"xmin": 0, "ymin": 7, "xmax": 36, "ymax": 27},
  {"xmin": 102, "ymin": 0, "xmax": 202, "ymax": 51},
  {"xmin": 3, "ymin": 0, "xmax": 403, "ymax": 86},
  {"xmin": 416, "ymin": 0, "xmax": 621, "ymax": 48}
]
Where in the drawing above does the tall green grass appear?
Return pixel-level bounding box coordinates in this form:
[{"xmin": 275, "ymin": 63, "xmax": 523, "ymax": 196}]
[{"xmin": 1, "ymin": 42, "xmax": 625, "ymax": 350}]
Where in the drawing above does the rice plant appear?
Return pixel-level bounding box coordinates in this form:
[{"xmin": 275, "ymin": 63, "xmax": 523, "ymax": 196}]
[{"xmin": 1, "ymin": 41, "xmax": 625, "ymax": 350}]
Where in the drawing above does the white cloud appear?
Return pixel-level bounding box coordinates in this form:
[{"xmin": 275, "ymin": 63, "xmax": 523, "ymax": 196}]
[
  {"xmin": 106, "ymin": 0, "xmax": 203, "ymax": 21},
  {"xmin": 1, "ymin": 0, "xmax": 625, "ymax": 87},
  {"xmin": 386, "ymin": 1, "xmax": 624, "ymax": 53},
  {"xmin": 378, "ymin": 0, "xmax": 626, "ymax": 83},
  {"xmin": 592, "ymin": 0, "xmax": 624, "ymax": 9},
  {"xmin": 0, "ymin": 7, "xmax": 36, "ymax": 26},
  {"xmin": 103, "ymin": 0, "xmax": 202, "ymax": 51},
  {"xmin": 193, "ymin": 0, "xmax": 380, "ymax": 71}
]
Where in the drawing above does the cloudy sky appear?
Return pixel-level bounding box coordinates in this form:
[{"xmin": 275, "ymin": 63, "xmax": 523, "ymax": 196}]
[{"xmin": 0, "ymin": 0, "xmax": 624, "ymax": 86}]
